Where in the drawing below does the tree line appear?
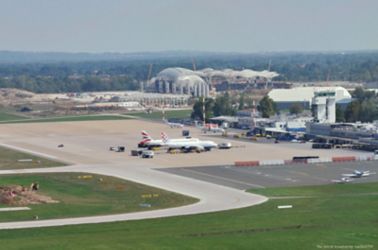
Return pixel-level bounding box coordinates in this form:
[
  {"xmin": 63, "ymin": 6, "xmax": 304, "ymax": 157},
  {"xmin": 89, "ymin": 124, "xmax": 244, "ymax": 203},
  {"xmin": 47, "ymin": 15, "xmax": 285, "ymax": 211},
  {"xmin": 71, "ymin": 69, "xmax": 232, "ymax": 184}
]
[
  {"xmin": 337, "ymin": 87, "xmax": 378, "ymax": 122},
  {"xmin": 191, "ymin": 93, "xmax": 276, "ymax": 121},
  {"xmin": 0, "ymin": 51, "xmax": 378, "ymax": 93}
]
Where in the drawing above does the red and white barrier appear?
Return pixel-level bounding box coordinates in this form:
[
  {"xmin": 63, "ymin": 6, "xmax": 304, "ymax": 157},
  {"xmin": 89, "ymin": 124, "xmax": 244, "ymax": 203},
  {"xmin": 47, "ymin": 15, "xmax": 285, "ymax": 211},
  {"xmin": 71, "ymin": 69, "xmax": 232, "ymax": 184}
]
[
  {"xmin": 234, "ymin": 161, "xmax": 259, "ymax": 167},
  {"xmin": 332, "ymin": 156, "xmax": 356, "ymax": 162}
]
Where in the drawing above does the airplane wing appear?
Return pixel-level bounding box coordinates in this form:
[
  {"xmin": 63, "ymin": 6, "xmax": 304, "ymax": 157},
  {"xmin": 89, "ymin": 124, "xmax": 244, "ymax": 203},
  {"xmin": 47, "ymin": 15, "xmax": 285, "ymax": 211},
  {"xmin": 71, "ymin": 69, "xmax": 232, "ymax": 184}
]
[
  {"xmin": 331, "ymin": 180, "xmax": 343, "ymax": 183},
  {"xmin": 332, "ymin": 178, "xmax": 351, "ymax": 183},
  {"xmin": 362, "ymin": 172, "xmax": 376, "ymax": 177},
  {"xmin": 341, "ymin": 174, "xmax": 356, "ymax": 177}
]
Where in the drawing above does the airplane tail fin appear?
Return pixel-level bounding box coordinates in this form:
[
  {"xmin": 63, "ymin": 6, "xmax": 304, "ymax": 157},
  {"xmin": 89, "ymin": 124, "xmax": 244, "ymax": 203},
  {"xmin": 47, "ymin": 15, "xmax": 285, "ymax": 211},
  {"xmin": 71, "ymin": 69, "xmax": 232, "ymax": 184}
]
[
  {"xmin": 141, "ymin": 130, "xmax": 152, "ymax": 140},
  {"xmin": 161, "ymin": 132, "xmax": 169, "ymax": 143}
]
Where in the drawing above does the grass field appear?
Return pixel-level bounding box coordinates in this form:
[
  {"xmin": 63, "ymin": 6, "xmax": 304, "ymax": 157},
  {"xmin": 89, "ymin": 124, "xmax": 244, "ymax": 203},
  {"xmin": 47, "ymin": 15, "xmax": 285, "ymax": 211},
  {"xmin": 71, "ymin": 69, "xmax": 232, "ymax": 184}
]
[
  {"xmin": 0, "ymin": 110, "xmax": 191, "ymax": 124},
  {"xmin": 0, "ymin": 114, "xmax": 131, "ymax": 124},
  {"xmin": 0, "ymin": 111, "xmax": 28, "ymax": 122},
  {"xmin": 130, "ymin": 109, "xmax": 192, "ymax": 120},
  {"xmin": 0, "ymin": 182, "xmax": 377, "ymax": 249},
  {"xmin": 0, "ymin": 173, "xmax": 197, "ymax": 222},
  {"xmin": 0, "ymin": 146, "xmax": 65, "ymax": 170}
]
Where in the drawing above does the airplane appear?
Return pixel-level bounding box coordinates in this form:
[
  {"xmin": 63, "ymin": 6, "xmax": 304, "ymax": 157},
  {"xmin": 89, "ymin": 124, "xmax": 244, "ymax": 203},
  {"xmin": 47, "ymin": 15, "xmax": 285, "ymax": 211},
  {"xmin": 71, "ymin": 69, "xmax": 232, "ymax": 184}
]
[
  {"xmin": 138, "ymin": 131, "xmax": 197, "ymax": 149},
  {"xmin": 161, "ymin": 132, "xmax": 217, "ymax": 153},
  {"xmin": 331, "ymin": 177, "xmax": 352, "ymax": 184},
  {"xmin": 163, "ymin": 118, "xmax": 184, "ymax": 128},
  {"xmin": 342, "ymin": 170, "xmax": 376, "ymax": 178},
  {"xmin": 138, "ymin": 131, "xmax": 163, "ymax": 148}
]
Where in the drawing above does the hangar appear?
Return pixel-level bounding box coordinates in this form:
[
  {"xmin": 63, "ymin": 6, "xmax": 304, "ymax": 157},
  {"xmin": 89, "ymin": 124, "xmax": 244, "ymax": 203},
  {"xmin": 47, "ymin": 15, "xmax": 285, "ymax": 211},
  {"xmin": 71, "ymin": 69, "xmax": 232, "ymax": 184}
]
[{"xmin": 268, "ymin": 86, "xmax": 352, "ymax": 110}]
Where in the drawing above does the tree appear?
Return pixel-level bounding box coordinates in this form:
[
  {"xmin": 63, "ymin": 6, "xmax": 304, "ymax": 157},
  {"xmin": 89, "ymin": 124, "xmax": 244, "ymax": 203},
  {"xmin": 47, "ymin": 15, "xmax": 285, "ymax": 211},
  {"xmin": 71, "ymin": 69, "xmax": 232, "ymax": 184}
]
[
  {"xmin": 213, "ymin": 92, "xmax": 236, "ymax": 117},
  {"xmin": 191, "ymin": 97, "xmax": 214, "ymax": 121},
  {"xmin": 344, "ymin": 101, "xmax": 361, "ymax": 122},
  {"xmin": 360, "ymin": 99, "xmax": 378, "ymax": 122},
  {"xmin": 335, "ymin": 105, "xmax": 345, "ymax": 122},
  {"xmin": 289, "ymin": 103, "xmax": 304, "ymax": 115},
  {"xmin": 238, "ymin": 93, "xmax": 245, "ymax": 110},
  {"xmin": 258, "ymin": 95, "xmax": 276, "ymax": 118},
  {"xmin": 344, "ymin": 87, "xmax": 378, "ymax": 122}
]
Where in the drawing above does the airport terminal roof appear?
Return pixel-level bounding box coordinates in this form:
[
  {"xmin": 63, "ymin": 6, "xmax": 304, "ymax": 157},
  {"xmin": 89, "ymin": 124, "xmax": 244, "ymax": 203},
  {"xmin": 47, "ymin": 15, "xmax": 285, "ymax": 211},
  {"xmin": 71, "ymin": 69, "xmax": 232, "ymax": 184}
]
[{"xmin": 268, "ymin": 86, "xmax": 352, "ymax": 103}]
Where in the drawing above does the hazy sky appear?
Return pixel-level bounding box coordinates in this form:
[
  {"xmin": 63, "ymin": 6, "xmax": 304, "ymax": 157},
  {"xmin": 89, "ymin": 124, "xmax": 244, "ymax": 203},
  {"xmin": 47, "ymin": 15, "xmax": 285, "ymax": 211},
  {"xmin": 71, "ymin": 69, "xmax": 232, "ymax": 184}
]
[{"xmin": 1, "ymin": 0, "xmax": 377, "ymax": 53}]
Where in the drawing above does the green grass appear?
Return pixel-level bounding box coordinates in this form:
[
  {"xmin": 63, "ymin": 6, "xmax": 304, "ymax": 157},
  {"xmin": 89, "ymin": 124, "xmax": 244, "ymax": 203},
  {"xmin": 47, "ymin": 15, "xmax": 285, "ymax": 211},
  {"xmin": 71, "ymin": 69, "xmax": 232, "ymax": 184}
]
[
  {"xmin": 0, "ymin": 182, "xmax": 377, "ymax": 249},
  {"xmin": 0, "ymin": 146, "xmax": 65, "ymax": 170},
  {"xmin": 0, "ymin": 111, "xmax": 28, "ymax": 122},
  {"xmin": 130, "ymin": 109, "xmax": 192, "ymax": 120},
  {"xmin": 0, "ymin": 114, "xmax": 131, "ymax": 124},
  {"xmin": 0, "ymin": 173, "xmax": 197, "ymax": 222},
  {"xmin": 0, "ymin": 110, "xmax": 190, "ymax": 124}
]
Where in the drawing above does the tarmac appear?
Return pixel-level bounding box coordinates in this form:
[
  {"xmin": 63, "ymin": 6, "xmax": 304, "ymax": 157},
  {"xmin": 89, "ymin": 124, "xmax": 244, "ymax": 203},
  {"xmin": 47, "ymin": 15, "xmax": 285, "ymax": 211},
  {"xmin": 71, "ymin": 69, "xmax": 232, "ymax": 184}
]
[
  {"xmin": 0, "ymin": 119, "xmax": 375, "ymax": 229},
  {"xmin": 0, "ymin": 120, "xmax": 371, "ymax": 167},
  {"xmin": 159, "ymin": 161, "xmax": 378, "ymax": 190}
]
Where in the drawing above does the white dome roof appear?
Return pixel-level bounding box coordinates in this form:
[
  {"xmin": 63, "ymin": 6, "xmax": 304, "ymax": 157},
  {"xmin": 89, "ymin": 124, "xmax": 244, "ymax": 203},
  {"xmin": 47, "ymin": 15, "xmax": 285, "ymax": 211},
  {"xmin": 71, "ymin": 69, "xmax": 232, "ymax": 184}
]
[
  {"xmin": 176, "ymin": 75, "xmax": 206, "ymax": 87},
  {"xmin": 157, "ymin": 67, "xmax": 195, "ymax": 81},
  {"xmin": 153, "ymin": 67, "xmax": 279, "ymax": 85}
]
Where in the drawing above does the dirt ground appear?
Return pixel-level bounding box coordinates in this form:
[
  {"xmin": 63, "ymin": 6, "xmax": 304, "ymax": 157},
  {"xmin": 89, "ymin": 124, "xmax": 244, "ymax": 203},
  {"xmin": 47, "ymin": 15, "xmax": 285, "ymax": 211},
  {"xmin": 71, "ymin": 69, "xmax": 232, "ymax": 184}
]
[
  {"xmin": 0, "ymin": 185, "xmax": 58, "ymax": 206},
  {"xmin": 0, "ymin": 119, "xmax": 372, "ymax": 168}
]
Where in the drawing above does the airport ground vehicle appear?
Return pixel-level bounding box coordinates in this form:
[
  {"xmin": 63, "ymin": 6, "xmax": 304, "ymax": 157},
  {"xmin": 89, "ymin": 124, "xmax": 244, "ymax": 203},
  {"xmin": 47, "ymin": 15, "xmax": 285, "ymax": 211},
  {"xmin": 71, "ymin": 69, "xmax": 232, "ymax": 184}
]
[
  {"xmin": 218, "ymin": 142, "xmax": 232, "ymax": 149},
  {"xmin": 109, "ymin": 146, "xmax": 125, "ymax": 152},
  {"xmin": 141, "ymin": 150, "xmax": 154, "ymax": 158},
  {"xmin": 312, "ymin": 143, "xmax": 332, "ymax": 149}
]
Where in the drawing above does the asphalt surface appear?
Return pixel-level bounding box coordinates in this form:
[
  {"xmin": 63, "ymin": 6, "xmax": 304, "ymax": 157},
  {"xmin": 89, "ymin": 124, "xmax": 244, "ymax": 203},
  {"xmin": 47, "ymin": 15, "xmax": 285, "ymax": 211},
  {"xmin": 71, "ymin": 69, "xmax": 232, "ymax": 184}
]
[
  {"xmin": 159, "ymin": 161, "xmax": 378, "ymax": 190},
  {"xmin": 0, "ymin": 119, "xmax": 375, "ymax": 229}
]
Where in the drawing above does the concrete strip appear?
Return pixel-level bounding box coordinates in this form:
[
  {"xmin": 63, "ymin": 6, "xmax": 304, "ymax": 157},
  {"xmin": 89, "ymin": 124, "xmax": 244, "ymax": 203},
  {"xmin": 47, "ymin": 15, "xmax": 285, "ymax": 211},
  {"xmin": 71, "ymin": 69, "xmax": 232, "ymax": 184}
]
[{"xmin": 0, "ymin": 207, "xmax": 30, "ymax": 212}]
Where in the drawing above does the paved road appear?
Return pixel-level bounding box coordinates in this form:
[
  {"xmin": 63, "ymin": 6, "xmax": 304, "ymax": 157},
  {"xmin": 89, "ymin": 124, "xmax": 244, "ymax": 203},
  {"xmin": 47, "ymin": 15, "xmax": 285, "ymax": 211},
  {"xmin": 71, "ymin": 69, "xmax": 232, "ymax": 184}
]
[{"xmin": 0, "ymin": 160, "xmax": 267, "ymax": 229}]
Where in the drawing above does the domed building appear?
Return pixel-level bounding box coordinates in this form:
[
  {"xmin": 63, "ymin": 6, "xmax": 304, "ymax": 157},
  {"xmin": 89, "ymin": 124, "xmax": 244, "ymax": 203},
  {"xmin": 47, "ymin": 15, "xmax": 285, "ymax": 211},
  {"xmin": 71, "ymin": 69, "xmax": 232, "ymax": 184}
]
[
  {"xmin": 149, "ymin": 67, "xmax": 279, "ymax": 97},
  {"xmin": 151, "ymin": 67, "xmax": 209, "ymax": 97}
]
